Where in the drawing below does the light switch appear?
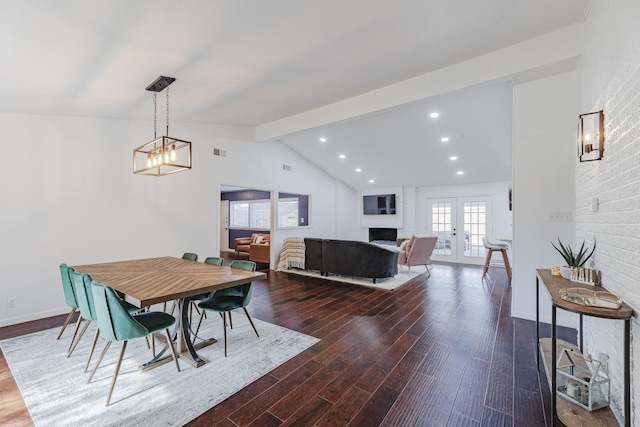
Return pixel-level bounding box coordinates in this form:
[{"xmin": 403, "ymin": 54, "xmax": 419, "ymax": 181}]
[{"xmin": 588, "ymin": 197, "xmax": 599, "ymax": 212}]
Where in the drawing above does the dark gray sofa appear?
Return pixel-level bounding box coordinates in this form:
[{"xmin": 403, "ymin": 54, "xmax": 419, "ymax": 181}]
[{"xmin": 303, "ymin": 238, "xmax": 398, "ymax": 283}]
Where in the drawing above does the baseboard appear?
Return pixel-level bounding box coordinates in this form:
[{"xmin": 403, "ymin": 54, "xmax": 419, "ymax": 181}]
[{"xmin": 0, "ymin": 307, "xmax": 68, "ymax": 328}]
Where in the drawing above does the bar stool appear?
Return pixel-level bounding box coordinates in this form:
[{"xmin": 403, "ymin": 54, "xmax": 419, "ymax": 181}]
[{"xmin": 482, "ymin": 237, "xmax": 512, "ymax": 285}]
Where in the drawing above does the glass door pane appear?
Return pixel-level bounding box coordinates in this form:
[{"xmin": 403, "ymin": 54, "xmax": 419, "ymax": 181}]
[
  {"xmin": 463, "ymin": 201, "xmax": 487, "ymax": 258},
  {"xmin": 428, "ymin": 198, "xmax": 456, "ymax": 262}
]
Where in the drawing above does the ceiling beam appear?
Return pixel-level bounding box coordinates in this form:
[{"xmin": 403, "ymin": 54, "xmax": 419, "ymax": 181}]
[{"xmin": 255, "ymin": 24, "xmax": 584, "ymax": 142}]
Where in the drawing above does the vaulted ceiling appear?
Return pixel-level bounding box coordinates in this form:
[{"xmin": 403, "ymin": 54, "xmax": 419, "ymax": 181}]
[{"xmin": 1, "ymin": 0, "xmax": 590, "ymax": 188}]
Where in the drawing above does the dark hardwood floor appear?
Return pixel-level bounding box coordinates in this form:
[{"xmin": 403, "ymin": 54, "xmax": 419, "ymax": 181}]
[{"xmin": 0, "ymin": 256, "xmax": 570, "ymax": 426}]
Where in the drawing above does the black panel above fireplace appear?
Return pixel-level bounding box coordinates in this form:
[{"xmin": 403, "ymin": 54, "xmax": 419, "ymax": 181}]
[{"xmin": 369, "ymin": 228, "xmax": 397, "ymax": 242}]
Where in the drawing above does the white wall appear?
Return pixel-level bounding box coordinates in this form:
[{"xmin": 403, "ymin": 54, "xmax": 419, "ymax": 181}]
[
  {"xmin": 0, "ymin": 113, "xmax": 342, "ymax": 327},
  {"xmin": 511, "ymin": 72, "xmax": 577, "ymax": 326},
  {"xmin": 575, "ymin": 0, "xmax": 640, "ymax": 422},
  {"xmin": 335, "ymin": 179, "xmax": 359, "ymax": 240}
]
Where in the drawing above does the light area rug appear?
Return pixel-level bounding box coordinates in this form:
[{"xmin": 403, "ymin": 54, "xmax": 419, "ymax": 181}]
[
  {"xmin": 281, "ymin": 265, "xmax": 429, "ymax": 291},
  {"xmin": 0, "ymin": 313, "xmax": 319, "ymax": 427}
]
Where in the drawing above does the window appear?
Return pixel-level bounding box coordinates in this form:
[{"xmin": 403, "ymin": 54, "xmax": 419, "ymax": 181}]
[
  {"xmin": 230, "ymin": 200, "xmax": 270, "ymax": 229},
  {"xmin": 277, "ymin": 198, "xmax": 299, "ymax": 227},
  {"xmin": 277, "ymin": 192, "xmax": 310, "ymax": 228}
]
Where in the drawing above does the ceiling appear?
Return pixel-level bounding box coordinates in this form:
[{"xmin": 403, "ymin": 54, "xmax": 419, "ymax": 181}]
[
  {"xmin": 281, "ymin": 81, "xmax": 515, "ymax": 188},
  {"xmin": 2, "ymin": 1, "xmax": 590, "ymax": 188}
]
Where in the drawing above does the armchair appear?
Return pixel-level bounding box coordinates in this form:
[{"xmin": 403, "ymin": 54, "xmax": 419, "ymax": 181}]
[
  {"xmin": 234, "ymin": 233, "xmax": 270, "ymax": 256},
  {"xmin": 249, "ymin": 242, "xmax": 270, "ymax": 263},
  {"xmin": 398, "ymin": 235, "xmax": 438, "ymax": 276}
]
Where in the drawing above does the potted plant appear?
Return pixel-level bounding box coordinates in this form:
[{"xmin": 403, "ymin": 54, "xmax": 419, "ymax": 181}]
[{"xmin": 552, "ymin": 238, "xmax": 596, "ymax": 279}]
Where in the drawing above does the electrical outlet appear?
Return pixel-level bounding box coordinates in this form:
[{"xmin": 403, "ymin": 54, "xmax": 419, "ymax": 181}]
[{"xmin": 7, "ymin": 297, "xmax": 16, "ymax": 308}]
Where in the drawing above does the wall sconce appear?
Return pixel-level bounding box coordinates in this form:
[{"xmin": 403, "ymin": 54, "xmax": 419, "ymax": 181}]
[
  {"xmin": 578, "ymin": 110, "xmax": 604, "ymax": 162},
  {"xmin": 133, "ymin": 76, "xmax": 192, "ymax": 176}
]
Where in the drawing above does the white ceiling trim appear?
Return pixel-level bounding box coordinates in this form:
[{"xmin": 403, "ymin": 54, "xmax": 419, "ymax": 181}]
[{"xmin": 255, "ymin": 24, "xmax": 584, "ymax": 142}]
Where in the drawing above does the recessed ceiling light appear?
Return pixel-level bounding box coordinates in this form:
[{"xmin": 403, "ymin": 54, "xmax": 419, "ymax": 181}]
[
  {"xmin": 457, "ymin": 171, "xmax": 464, "ymax": 175},
  {"xmin": 355, "ymin": 168, "xmax": 362, "ymax": 172},
  {"xmin": 339, "ymin": 154, "xmax": 346, "ymax": 159},
  {"xmin": 449, "ymin": 156, "xmax": 458, "ymax": 160},
  {"xmin": 430, "ymin": 112, "xmax": 439, "ymax": 118},
  {"xmin": 369, "ymin": 179, "xmax": 375, "ymax": 183},
  {"xmin": 319, "ymin": 137, "xmax": 327, "ymax": 143},
  {"xmin": 441, "ymin": 137, "xmax": 450, "ymax": 142}
]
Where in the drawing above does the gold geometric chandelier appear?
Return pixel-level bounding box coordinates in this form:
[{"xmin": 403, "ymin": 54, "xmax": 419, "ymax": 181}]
[{"xmin": 133, "ymin": 76, "xmax": 192, "ymax": 176}]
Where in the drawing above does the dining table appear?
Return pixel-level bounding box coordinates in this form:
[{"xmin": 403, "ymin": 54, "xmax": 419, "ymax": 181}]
[{"xmin": 73, "ymin": 256, "xmax": 266, "ymax": 370}]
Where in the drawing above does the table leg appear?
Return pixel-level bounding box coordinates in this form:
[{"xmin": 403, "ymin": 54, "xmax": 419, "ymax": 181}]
[
  {"xmin": 551, "ymin": 306, "xmax": 557, "ymax": 427},
  {"xmin": 177, "ymin": 297, "xmax": 206, "ymax": 367},
  {"xmin": 579, "ymin": 313, "xmax": 583, "ymax": 354},
  {"xmin": 536, "ymin": 276, "xmax": 540, "ymax": 371},
  {"xmin": 625, "ymin": 319, "xmax": 630, "ymax": 427},
  {"xmin": 139, "ymin": 297, "xmax": 217, "ymax": 371}
]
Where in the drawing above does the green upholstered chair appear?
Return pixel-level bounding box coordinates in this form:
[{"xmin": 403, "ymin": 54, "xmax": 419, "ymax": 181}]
[
  {"xmin": 163, "ymin": 252, "xmax": 199, "ymax": 313},
  {"xmin": 189, "ymin": 256, "xmax": 226, "ymax": 327},
  {"xmin": 204, "ymin": 256, "xmax": 224, "ymax": 266},
  {"xmin": 88, "ymin": 280, "xmax": 180, "ymax": 406},
  {"xmin": 68, "ymin": 271, "xmax": 142, "ymax": 373},
  {"xmin": 57, "ymin": 264, "xmax": 79, "ymax": 341},
  {"xmin": 197, "ymin": 260, "xmax": 259, "ymax": 357},
  {"xmin": 182, "ymin": 252, "xmax": 198, "ymax": 262},
  {"xmin": 160, "ymin": 252, "xmax": 199, "ymax": 314}
]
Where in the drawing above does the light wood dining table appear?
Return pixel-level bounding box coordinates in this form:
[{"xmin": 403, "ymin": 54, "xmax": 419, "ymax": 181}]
[{"xmin": 73, "ymin": 256, "xmax": 266, "ymax": 370}]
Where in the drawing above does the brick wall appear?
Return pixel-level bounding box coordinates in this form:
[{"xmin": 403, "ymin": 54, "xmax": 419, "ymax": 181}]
[{"xmin": 576, "ymin": 43, "xmax": 640, "ymax": 423}]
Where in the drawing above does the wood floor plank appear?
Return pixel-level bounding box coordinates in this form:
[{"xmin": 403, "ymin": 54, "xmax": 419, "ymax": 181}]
[
  {"xmin": 348, "ymin": 384, "xmax": 400, "ymax": 427},
  {"xmin": 0, "ymin": 258, "xmax": 553, "ymax": 427},
  {"xmin": 382, "ymin": 371, "xmax": 436, "ymax": 426},
  {"xmin": 315, "ymin": 387, "xmax": 371, "ymax": 427}
]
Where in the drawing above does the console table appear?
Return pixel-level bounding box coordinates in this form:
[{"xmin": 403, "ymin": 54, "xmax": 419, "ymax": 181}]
[{"xmin": 536, "ymin": 269, "xmax": 633, "ymax": 427}]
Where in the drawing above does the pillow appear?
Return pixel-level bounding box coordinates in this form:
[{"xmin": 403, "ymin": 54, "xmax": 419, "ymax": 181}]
[{"xmin": 255, "ymin": 235, "xmax": 264, "ymax": 244}]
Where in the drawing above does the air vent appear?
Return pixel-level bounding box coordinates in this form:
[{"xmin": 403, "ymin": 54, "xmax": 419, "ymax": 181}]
[
  {"xmin": 282, "ymin": 164, "xmax": 292, "ymax": 171},
  {"xmin": 213, "ymin": 148, "xmax": 227, "ymax": 157}
]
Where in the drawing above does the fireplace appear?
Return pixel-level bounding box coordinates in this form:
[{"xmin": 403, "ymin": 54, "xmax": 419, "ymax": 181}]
[{"xmin": 369, "ymin": 228, "xmax": 397, "ymax": 242}]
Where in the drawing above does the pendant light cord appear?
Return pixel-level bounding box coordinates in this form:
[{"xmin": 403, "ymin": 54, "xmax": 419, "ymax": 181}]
[
  {"xmin": 153, "ymin": 93, "xmax": 157, "ymax": 139},
  {"xmin": 166, "ymin": 87, "xmax": 170, "ymax": 136}
]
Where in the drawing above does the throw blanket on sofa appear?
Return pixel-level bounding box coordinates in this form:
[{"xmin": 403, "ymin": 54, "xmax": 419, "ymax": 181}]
[{"xmin": 278, "ymin": 237, "xmax": 306, "ymax": 270}]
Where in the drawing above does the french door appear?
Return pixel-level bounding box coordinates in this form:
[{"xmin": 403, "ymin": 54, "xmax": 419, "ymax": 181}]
[{"xmin": 427, "ymin": 197, "xmax": 492, "ymax": 265}]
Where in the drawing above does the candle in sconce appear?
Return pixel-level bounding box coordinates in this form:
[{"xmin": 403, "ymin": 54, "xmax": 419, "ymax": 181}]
[{"xmin": 584, "ymin": 143, "xmax": 593, "ymax": 153}]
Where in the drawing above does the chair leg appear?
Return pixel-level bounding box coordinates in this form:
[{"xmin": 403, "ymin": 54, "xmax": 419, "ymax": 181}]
[
  {"xmin": 105, "ymin": 341, "xmax": 128, "ymax": 406},
  {"xmin": 68, "ymin": 319, "xmax": 91, "ymax": 357},
  {"xmin": 85, "ymin": 328, "xmax": 100, "ymax": 373},
  {"xmin": 243, "ymin": 307, "xmax": 260, "ymax": 338},
  {"xmin": 228, "ymin": 311, "xmax": 233, "ymax": 329},
  {"xmin": 56, "ymin": 308, "xmax": 76, "ymax": 340},
  {"xmin": 222, "ymin": 312, "xmax": 228, "ymax": 357},
  {"xmin": 194, "ymin": 310, "xmax": 206, "ymax": 337},
  {"xmin": 408, "ymin": 266, "xmax": 411, "ymax": 276},
  {"xmin": 501, "ymin": 249, "xmax": 512, "ymax": 285},
  {"xmin": 88, "ymin": 341, "xmax": 112, "ymax": 383},
  {"xmin": 425, "ymin": 265, "xmax": 431, "ymax": 277},
  {"xmin": 67, "ymin": 316, "xmax": 84, "ymax": 353},
  {"xmin": 482, "ymin": 249, "xmax": 493, "ymax": 279},
  {"xmin": 164, "ymin": 329, "xmax": 180, "ymax": 372}
]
